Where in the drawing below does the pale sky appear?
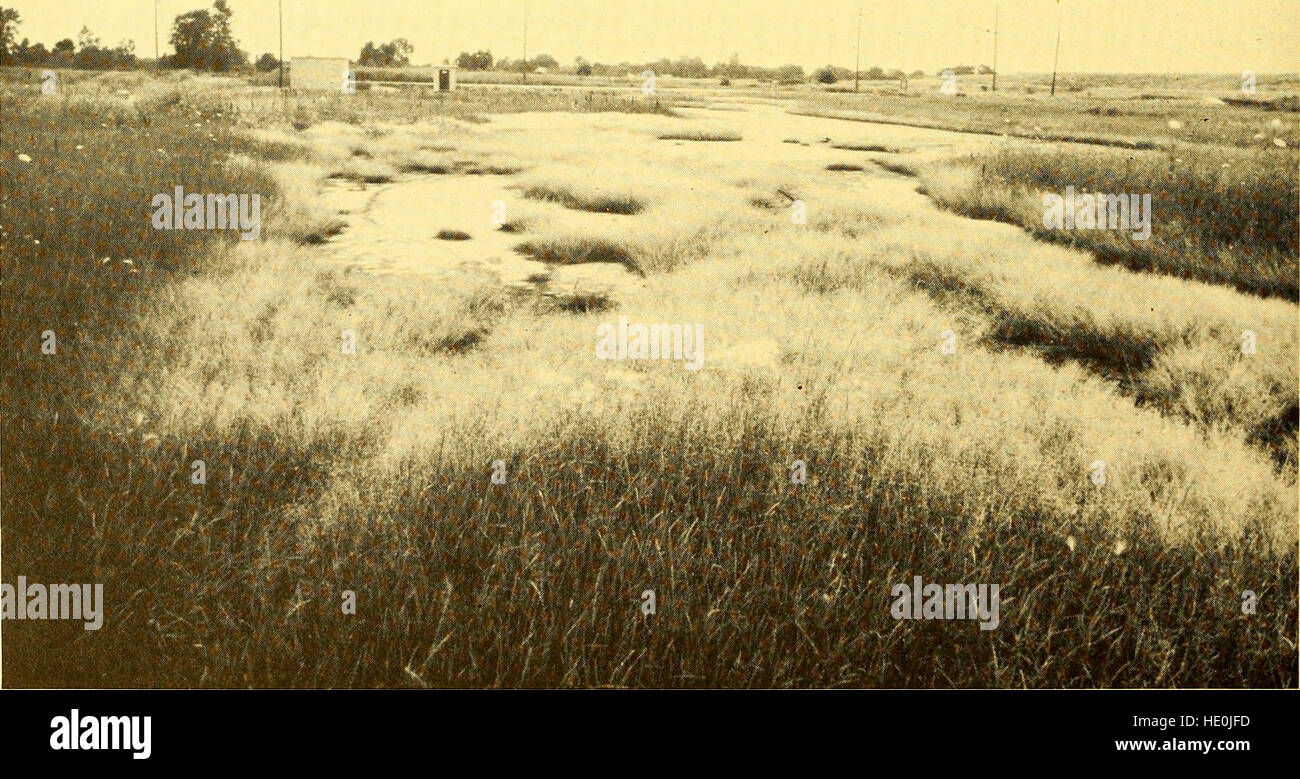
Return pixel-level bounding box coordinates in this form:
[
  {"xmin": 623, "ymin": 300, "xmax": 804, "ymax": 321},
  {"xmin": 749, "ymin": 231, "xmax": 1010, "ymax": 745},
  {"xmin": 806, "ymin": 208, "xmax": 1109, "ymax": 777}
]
[{"xmin": 9, "ymin": 0, "xmax": 1299, "ymax": 73}]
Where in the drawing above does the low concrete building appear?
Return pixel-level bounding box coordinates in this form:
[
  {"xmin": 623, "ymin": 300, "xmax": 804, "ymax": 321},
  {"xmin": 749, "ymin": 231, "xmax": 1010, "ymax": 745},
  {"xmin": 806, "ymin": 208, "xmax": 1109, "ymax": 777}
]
[
  {"xmin": 389, "ymin": 65, "xmax": 457, "ymax": 91},
  {"xmin": 290, "ymin": 56, "xmax": 350, "ymax": 91}
]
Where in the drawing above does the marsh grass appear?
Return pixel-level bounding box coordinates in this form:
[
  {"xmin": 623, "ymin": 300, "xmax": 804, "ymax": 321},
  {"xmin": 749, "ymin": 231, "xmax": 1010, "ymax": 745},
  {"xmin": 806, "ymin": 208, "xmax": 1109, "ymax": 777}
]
[
  {"xmin": 831, "ymin": 143, "xmax": 903, "ymax": 153},
  {"xmin": 795, "ymin": 91, "xmax": 1298, "ymax": 149},
  {"xmin": 801, "ymin": 207, "xmax": 1298, "ymax": 467},
  {"xmin": 521, "ymin": 184, "xmax": 647, "ymax": 215},
  {"xmin": 2, "ymin": 80, "xmax": 1296, "ymax": 689},
  {"xmin": 914, "ymin": 146, "xmax": 1299, "ymax": 301},
  {"xmin": 514, "ymin": 237, "xmax": 641, "ymax": 271},
  {"xmin": 657, "ymin": 129, "xmax": 743, "ymax": 141}
]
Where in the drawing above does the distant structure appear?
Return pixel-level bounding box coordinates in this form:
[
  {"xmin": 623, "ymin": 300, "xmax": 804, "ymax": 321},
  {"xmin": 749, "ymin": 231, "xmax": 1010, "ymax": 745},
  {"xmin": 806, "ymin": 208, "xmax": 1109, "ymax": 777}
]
[
  {"xmin": 399, "ymin": 64, "xmax": 457, "ymax": 91},
  {"xmin": 423, "ymin": 64, "xmax": 457, "ymax": 91},
  {"xmin": 290, "ymin": 57, "xmax": 456, "ymax": 92},
  {"xmin": 290, "ymin": 56, "xmax": 350, "ymax": 91}
]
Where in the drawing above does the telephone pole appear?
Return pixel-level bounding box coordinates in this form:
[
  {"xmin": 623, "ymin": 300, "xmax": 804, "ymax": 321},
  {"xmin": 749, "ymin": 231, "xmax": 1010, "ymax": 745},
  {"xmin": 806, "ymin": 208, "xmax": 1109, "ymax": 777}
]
[
  {"xmin": 1050, "ymin": 1, "xmax": 1062, "ymax": 95},
  {"xmin": 522, "ymin": 0, "xmax": 528, "ymax": 83},
  {"xmin": 991, "ymin": 4, "xmax": 998, "ymax": 92},
  {"xmin": 971, "ymin": 5, "xmax": 999, "ymax": 92},
  {"xmin": 278, "ymin": 0, "xmax": 284, "ymax": 88},
  {"xmin": 854, "ymin": 8, "xmax": 862, "ymax": 92},
  {"xmin": 153, "ymin": 0, "xmax": 160, "ymax": 63}
]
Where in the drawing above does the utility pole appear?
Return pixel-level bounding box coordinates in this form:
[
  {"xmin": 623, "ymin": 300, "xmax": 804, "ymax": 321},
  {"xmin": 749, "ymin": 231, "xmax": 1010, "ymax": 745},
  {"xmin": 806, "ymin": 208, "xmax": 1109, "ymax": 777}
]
[
  {"xmin": 154, "ymin": 0, "xmax": 160, "ymax": 63},
  {"xmin": 522, "ymin": 0, "xmax": 528, "ymax": 84},
  {"xmin": 971, "ymin": 5, "xmax": 999, "ymax": 92},
  {"xmin": 278, "ymin": 0, "xmax": 284, "ymax": 88},
  {"xmin": 991, "ymin": 4, "xmax": 998, "ymax": 92},
  {"xmin": 854, "ymin": 7, "xmax": 862, "ymax": 92},
  {"xmin": 1050, "ymin": 1, "xmax": 1062, "ymax": 96}
]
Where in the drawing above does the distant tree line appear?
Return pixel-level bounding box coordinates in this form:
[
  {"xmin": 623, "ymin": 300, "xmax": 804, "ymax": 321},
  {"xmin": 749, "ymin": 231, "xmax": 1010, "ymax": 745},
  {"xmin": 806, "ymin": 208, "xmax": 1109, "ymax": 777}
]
[
  {"xmin": 813, "ymin": 64, "xmax": 929, "ymax": 84},
  {"xmin": 937, "ymin": 65, "xmax": 994, "ymax": 76},
  {"xmin": 1, "ymin": 8, "xmax": 137, "ymax": 69},
  {"xmin": 449, "ymin": 49, "xmax": 942, "ymax": 84},
  {"xmin": 0, "ymin": 1, "xmax": 260, "ymax": 71},
  {"xmin": 1, "ymin": 3, "xmax": 968, "ymax": 84}
]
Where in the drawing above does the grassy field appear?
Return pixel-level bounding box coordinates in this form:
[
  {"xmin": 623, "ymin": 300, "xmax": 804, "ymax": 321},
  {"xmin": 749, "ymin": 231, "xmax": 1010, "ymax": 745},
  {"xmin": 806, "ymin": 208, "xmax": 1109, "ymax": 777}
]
[
  {"xmin": 2, "ymin": 69, "xmax": 1296, "ymax": 687},
  {"xmin": 903, "ymin": 146, "xmax": 1298, "ymax": 298},
  {"xmin": 796, "ymin": 77, "xmax": 1300, "ymax": 149}
]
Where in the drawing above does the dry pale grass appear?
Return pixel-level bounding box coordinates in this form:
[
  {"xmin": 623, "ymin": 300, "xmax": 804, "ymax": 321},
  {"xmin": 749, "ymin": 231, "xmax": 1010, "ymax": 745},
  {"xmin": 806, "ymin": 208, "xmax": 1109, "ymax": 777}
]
[{"xmin": 4, "ymin": 82, "xmax": 1295, "ymax": 687}]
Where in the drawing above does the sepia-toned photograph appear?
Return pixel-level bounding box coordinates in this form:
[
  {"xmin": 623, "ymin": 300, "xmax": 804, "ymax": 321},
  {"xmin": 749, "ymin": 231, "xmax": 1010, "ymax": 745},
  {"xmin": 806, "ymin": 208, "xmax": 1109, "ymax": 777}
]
[{"xmin": 1, "ymin": 0, "xmax": 1296, "ymax": 704}]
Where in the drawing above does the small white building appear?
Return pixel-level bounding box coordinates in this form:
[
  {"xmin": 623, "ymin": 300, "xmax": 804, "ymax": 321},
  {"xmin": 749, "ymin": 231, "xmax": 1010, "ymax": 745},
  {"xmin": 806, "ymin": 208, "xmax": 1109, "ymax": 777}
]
[{"xmin": 290, "ymin": 56, "xmax": 350, "ymax": 91}]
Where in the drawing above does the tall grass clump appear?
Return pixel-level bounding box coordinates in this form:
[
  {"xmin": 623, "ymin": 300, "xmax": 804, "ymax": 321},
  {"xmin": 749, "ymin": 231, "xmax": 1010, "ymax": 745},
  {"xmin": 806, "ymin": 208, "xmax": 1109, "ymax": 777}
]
[
  {"xmin": 916, "ymin": 146, "xmax": 1299, "ymax": 300},
  {"xmin": 521, "ymin": 183, "xmax": 647, "ymax": 215}
]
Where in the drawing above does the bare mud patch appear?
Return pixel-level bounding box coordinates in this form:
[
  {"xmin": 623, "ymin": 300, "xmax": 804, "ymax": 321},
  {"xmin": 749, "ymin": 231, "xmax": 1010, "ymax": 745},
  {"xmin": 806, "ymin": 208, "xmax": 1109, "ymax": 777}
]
[{"xmin": 317, "ymin": 175, "xmax": 547, "ymax": 288}]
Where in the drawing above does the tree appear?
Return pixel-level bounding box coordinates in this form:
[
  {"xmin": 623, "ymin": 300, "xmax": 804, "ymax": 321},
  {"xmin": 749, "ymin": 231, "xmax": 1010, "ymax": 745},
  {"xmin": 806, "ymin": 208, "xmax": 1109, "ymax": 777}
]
[
  {"xmin": 773, "ymin": 64, "xmax": 805, "ymax": 82},
  {"xmin": 24, "ymin": 41, "xmax": 49, "ymax": 65},
  {"xmin": 530, "ymin": 52, "xmax": 557, "ymax": 70},
  {"xmin": 456, "ymin": 49, "xmax": 492, "ymax": 70},
  {"xmin": 76, "ymin": 25, "xmax": 101, "ymax": 52},
  {"xmin": 255, "ymin": 52, "xmax": 279, "ymax": 72},
  {"xmin": 169, "ymin": 1, "xmax": 246, "ymax": 71},
  {"xmin": 574, "ymin": 56, "xmax": 592, "ymax": 76},
  {"xmin": 0, "ymin": 6, "xmax": 20, "ymax": 66},
  {"xmin": 52, "ymin": 38, "xmax": 74, "ymax": 56},
  {"xmin": 382, "ymin": 38, "xmax": 413, "ymax": 66},
  {"xmin": 671, "ymin": 55, "xmax": 707, "ymax": 78},
  {"xmin": 358, "ymin": 38, "xmax": 413, "ymax": 67},
  {"xmin": 814, "ymin": 66, "xmax": 837, "ymax": 84}
]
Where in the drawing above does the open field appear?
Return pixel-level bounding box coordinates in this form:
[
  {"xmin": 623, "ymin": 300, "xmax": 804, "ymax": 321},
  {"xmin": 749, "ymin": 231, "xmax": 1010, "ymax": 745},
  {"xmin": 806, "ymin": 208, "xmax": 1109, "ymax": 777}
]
[
  {"xmin": 796, "ymin": 82, "xmax": 1300, "ymax": 149},
  {"xmin": 2, "ymin": 69, "xmax": 1296, "ymax": 687}
]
